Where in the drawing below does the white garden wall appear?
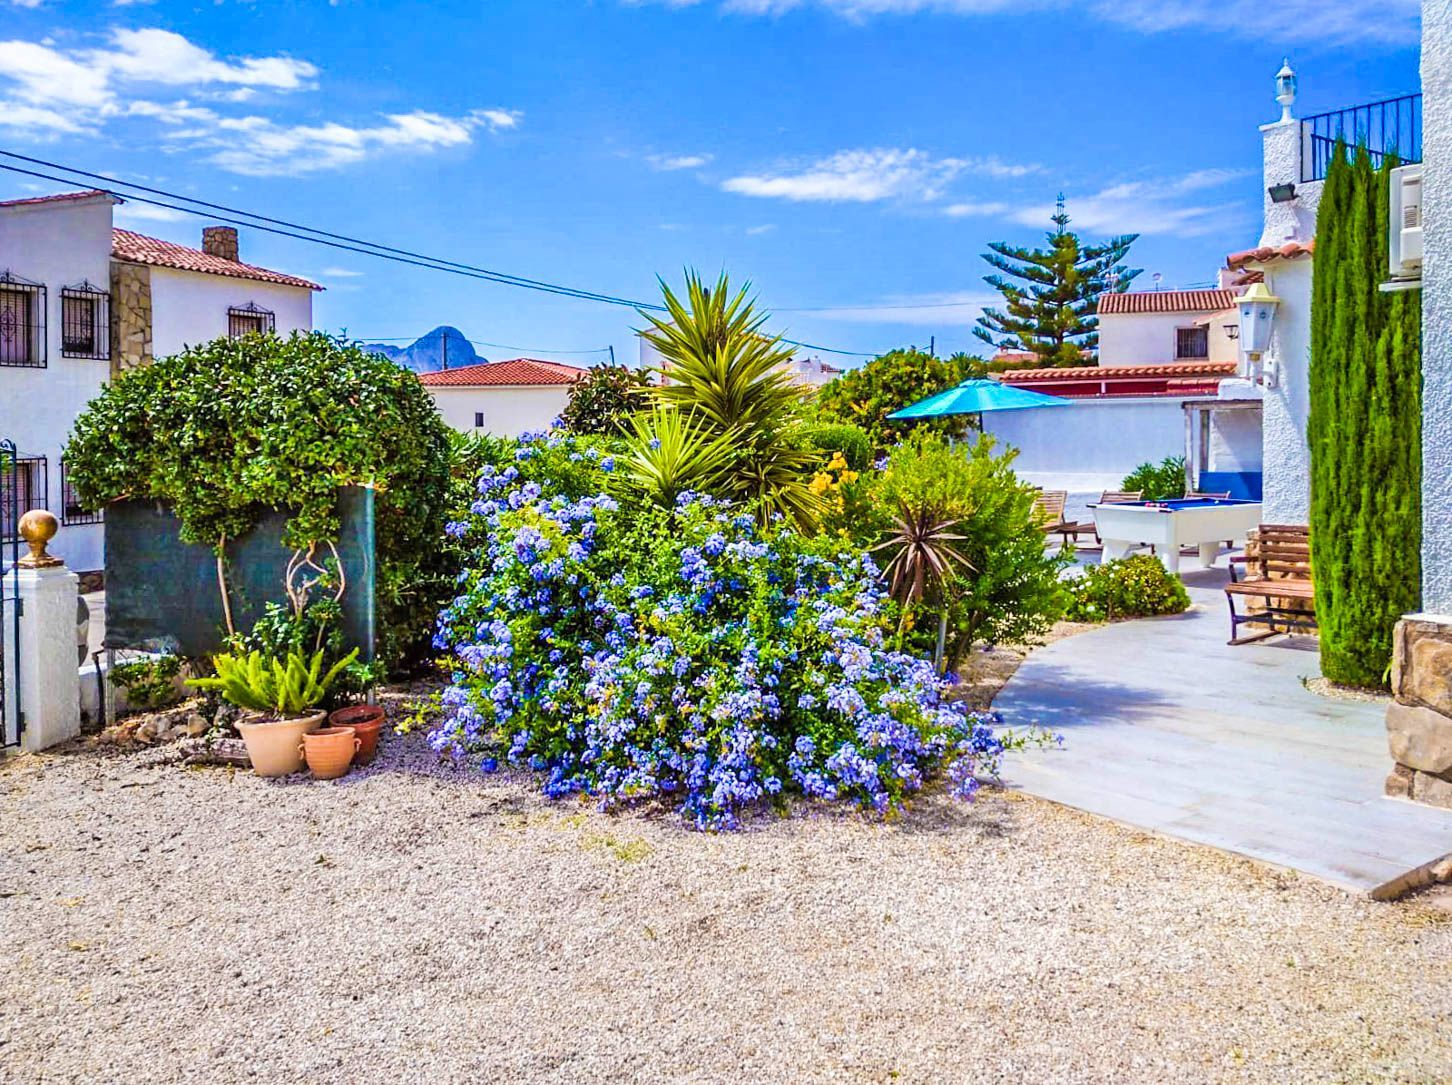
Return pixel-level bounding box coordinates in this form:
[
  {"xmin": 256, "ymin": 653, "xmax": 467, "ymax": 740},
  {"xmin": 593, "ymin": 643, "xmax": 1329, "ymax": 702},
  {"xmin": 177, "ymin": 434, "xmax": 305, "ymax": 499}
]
[
  {"xmin": 1422, "ymin": 0, "xmax": 1452, "ymax": 613},
  {"xmin": 982, "ymin": 397, "xmax": 1188, "ymax": 493},
  {"xmin": 1256, "ymin": 258, "xmax": 1315, "ymax": 523}
]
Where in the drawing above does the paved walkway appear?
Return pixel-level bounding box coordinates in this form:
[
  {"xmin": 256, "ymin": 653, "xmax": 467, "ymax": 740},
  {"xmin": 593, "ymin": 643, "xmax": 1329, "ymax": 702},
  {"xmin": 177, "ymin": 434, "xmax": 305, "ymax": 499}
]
[{"xmin": 995, "ymin": 568, "xmax": 1452, "ymax": 897}]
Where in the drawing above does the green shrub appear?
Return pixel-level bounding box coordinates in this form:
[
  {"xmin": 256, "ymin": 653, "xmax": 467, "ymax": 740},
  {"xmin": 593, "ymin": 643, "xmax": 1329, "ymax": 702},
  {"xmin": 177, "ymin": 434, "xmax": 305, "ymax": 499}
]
[
  {"xmin": 867, "ymin": 432, "xmax": 1070, "ymax": 660},
  {"xmin": 1064, "ymin": 555, "xmax": 1190, "ymax": 622},
  {"xmin": 800, "ymin": 421, "xmax": 872, "ymax": 471},
  {"xmin": 189, "ymin": 648, "xmax": 360, "ymax": 717},
  {"xmin": 110, "ymin": 655, "xmax": 183, "ymax": 711},
  {"xmin": 65, "ymin": 331, "xmax": 452, "ymax": 672},
  {"xmin": 815, "ymin": 348, "xmax": 985, "ymax": 451},
  {"xmin": 1120, "ymin": 457, "xmax": 1186, "ymax": 501},
  {"xmin": 559, "ymin": 363, "xmax": 652, "ymax": 436}
]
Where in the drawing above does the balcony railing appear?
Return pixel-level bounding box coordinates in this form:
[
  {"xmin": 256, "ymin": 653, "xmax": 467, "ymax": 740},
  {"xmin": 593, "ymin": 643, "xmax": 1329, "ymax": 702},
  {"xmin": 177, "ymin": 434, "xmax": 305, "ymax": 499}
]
[{"xmin": 1301, "ymin": 93, "xmax": 1422, "ymax": 182}]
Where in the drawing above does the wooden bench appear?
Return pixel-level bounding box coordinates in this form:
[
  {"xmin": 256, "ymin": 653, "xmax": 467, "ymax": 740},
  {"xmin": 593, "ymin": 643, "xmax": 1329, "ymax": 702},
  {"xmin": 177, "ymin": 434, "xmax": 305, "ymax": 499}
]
[
  {"xmin": 1224, "ymin": 523, "xmax": 1316, "ymax": 645},
  {"xmin": 1031, "ymin": 489, "xmax": 1094, "ymax": 547}
]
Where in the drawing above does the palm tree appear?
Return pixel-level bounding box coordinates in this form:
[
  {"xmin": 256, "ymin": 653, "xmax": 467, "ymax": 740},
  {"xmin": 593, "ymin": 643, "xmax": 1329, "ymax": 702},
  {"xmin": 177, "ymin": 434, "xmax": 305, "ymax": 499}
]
[{"xmin": 871, "ymin": 499, "xmax": 972, "ymax": 669}]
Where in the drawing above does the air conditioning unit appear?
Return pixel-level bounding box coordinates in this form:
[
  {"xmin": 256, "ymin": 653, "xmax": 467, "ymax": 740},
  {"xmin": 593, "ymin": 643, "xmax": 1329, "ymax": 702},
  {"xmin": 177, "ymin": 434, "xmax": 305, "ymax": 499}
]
[{"xmin": 1385, "ymin": 164, "xmax": 1423, "ymax": 289}]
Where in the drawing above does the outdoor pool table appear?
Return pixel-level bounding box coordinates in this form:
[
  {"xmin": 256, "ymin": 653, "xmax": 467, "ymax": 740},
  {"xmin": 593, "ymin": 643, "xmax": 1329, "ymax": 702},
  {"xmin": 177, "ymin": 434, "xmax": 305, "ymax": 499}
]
[{"xmin": 1089, "ymin": 498, "xmax": 1263, "ymax": 574}]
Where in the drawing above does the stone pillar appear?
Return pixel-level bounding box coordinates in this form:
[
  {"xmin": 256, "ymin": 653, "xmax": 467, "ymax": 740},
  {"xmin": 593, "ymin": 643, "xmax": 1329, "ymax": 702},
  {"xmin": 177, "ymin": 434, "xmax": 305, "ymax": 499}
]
[
  {"xmin": 109, "ymin": 261, "xmax": 153, "ymax": 374},
  {"xmin": 1386, "ymin": 615, "xmax": 1452, "ymax": 808},
  {"xmin": 1421, "ymin": 1, "xmax": 1452, "ymax": 613},
  {"xmin": 10, "ymin": 512, "xmax": 81, "ymax": 752}
]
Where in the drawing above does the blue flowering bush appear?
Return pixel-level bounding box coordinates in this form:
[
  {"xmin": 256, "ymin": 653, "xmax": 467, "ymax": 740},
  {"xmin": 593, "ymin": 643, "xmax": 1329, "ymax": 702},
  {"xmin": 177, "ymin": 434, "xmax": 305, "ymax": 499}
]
[{"xmin": 432, "ymin": 431, "xmax": 1035, "ymax": 829}]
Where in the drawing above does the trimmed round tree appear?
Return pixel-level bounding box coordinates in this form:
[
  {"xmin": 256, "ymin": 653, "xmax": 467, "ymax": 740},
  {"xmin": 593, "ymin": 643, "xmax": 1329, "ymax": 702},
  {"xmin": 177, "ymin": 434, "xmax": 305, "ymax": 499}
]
[{"xmin": 65, "ymin": 331, "xmax": 453, "ymax": 671}]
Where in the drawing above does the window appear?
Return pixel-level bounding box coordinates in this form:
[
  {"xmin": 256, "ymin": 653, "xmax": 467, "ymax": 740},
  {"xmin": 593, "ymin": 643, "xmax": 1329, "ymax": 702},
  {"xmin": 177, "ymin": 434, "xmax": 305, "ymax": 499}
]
[
  {"xmin": 60, "ymin": 282, "xmax": 110, "ymax": 360},
  {"xmin": 1, "ymin": 455, "xmax": 47, "ymax": 542},
  {"xmin": 228, "ymin": 302, "xmax": 276, "ymax": 338},
  {"xmin": 1176, "ymin": 325, "xmax": 1210, "ymax": 360},
  {"xmin": 60, "ymin": 459, "xmax": 102, "ymax": 526},
  {"xmin": 0, "ymin": 272, "xmax": 46, "ymax": 368},
  {"xmin": 474, "ymin": 411, "xmax": 485, "ymax": 429}
]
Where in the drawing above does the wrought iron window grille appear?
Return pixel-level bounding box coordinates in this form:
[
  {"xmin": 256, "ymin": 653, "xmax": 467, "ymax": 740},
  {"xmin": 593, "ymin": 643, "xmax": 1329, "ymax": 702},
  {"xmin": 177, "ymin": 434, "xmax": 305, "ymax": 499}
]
[
  {"xmin": 0, "ymin": 271, "xmax": 46, "ymax": 369},
  {"xmin": 1, "ymin": 454, "xmax": 47, "ymax": 542},
  {"xmin": 228, "ymin": 302, "xmax": 276, "ymax": 338},
  {"xmin": 60, "ymin": 280, "xmax": 111, "ymax": 360},
  {"xmin": 60, "ymin": 458, "xmax": 101, "ymax": 526}
]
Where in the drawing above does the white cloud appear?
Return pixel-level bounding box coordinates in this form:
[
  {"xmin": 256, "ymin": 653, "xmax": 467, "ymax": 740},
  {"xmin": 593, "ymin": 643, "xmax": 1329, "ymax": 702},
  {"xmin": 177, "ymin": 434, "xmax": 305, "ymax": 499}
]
[
  {"xmin": 648, "ymin": 152, "xmax": 713, "ymax": 170},
  {"xmin": 745, "ymin": 223, "xmax": 776, "ymax": 235},
  {"xmin": 635, "ymin": 0, "xmax": 1418, "ymax": 44},
  {"xmin": 723, "ymin": 148, "xmax": 1030, "ymax": 203},
  {"xmin": 6, "ymin": 0, "xmax": 46, "ymax": 8},
  {"xmin": 944, "ymin": 200, "xmax": 1010, "ymax": 217},
  {"xmin": 0, "ymin": 28, "xmax": 521, "ymax": 174},
  {"xmin": 790, "ymin": 289, "xmax": 997, "ymax": 326},
  {"xmin": 114, "ymin": 202, "xmax": 189, "ymax": 223},
  {"xmin": 1007, "ymin": 170, "xmax": 1253, "ymax": 238},
  {"xmin": 320, "ymin": 267, "xmax": 365, "ymax": 278}
]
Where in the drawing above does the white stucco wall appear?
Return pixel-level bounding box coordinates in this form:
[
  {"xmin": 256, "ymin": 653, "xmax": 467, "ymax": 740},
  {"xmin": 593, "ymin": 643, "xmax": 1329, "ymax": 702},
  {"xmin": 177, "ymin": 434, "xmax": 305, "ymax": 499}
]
[
  {"xmin": 147, "ymin": 268, "xmax": 313, "ymax": 360},
  {"xmin": 0, "ymin": 195, "xmax": 116, "ymax": 573},
  {"xmin": 426, "ymin": 384, "xmax": 573, "ymax": 437},
  {"xmin": 982, "ymin": 397, "xmax": 1190, "ymax": 492},
  {"xmin": 1422, "ymin": 0, "xmax": 1452, "ymax": 612},
  {"xmin": 1255, "ymin": 258, "xmax": 1315, "ymax": 522},
  {"xmin": 1098, "ymin": 310, "xmax": 1238, "ymax": 365},
  {"xmin": 1260, "ymin": 119, "xmax": 1324, "ymax": 247}
]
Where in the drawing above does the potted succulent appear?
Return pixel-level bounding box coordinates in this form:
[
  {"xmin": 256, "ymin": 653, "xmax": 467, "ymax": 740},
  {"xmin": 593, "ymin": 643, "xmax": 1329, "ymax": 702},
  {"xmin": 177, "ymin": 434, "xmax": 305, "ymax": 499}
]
[{"xmin": 191, "ymin": 648, "xmax": 359, "ymax": 777}]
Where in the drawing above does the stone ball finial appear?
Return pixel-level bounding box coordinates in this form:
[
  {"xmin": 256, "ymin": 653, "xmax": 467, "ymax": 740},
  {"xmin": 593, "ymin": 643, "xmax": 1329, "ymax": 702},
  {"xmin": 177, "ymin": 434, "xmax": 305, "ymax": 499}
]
[{"xmin": 17, "ymin": 509, "xmax": 63, "ymax": 569}]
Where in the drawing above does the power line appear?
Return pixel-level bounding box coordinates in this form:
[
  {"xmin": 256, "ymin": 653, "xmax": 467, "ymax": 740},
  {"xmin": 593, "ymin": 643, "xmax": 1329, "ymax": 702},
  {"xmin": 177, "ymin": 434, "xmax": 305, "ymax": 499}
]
[{"xmin": 0, "ymin": 150, "xmax": 880, "ymax": 357}]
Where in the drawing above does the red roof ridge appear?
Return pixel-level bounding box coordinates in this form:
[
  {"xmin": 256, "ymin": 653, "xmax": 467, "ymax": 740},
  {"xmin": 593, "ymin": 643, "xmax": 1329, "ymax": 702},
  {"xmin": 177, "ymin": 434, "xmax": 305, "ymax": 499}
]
[
  {"xmin": 417, "ymin": 357, "xmax": 590, "ymax": 387},
  {"xmin": 111, "ymin": 228, "xmax": 322, "ymax": 291},
  {"xmin": 0, "ymin": 189, "xmax": 118, "ymax": 210},
  {"xmin": 1225, "ymin": 239, "xmax": 1315, "ymax": 270},
  {"xmin": 1097, "ymin": 288, "xmax": 1239, "ymax": 315},
  {"xmin": 996, "ymin": 361, "xmax": 1238, "ymax": 382}
]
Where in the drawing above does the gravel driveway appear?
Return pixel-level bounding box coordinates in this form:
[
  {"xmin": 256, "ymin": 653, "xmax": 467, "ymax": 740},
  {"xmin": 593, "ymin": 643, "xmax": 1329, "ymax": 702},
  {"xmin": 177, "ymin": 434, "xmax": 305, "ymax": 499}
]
[{"xmin": 2, "ymin": 727, "xmax": 1450, "ymax": 1084}]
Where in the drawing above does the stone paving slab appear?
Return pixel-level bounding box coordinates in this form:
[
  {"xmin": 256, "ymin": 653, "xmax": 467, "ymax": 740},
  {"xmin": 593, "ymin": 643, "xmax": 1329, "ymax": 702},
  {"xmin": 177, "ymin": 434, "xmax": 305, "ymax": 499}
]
[{"xmin": 995, "ymin": 575, "xmax": 1452, "ymax": 897}]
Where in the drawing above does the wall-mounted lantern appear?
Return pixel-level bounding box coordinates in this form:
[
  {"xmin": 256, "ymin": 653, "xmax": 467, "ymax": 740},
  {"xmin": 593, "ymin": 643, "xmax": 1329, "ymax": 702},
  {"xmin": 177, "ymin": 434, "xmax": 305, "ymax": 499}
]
[{"xmin": 1235, "ymin": 282, "xmax": 1282, "ymax": 387}]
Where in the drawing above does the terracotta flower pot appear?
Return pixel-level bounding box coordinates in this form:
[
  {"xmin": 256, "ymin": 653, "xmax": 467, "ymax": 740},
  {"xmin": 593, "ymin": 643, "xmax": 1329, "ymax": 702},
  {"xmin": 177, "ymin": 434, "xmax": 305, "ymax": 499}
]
[
  {"xmin": 300, "ymin": 726, "xmax": 359, "ymax": 780},
  {"xmin": 328, "ymin": 705, "xmax": 385, "ymax": 765},
  {"xmin": 236, "ymin": 711, "xmax": 326, "ymax": 777}
]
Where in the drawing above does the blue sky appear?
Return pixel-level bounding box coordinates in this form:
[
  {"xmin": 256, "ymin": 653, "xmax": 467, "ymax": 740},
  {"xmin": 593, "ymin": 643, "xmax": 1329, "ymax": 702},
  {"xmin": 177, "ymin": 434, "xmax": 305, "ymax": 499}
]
[{"xmin": 0, "ymin": 0, "xmax": 1422, "ymax": 366}]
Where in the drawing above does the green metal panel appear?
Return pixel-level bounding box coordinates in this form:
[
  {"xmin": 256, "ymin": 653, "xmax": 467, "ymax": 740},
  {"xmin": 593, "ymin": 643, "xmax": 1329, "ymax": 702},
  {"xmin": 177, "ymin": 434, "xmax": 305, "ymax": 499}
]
[{"xmin": 103, "ymin": 486, "xmax": 375, "ymax": 661}]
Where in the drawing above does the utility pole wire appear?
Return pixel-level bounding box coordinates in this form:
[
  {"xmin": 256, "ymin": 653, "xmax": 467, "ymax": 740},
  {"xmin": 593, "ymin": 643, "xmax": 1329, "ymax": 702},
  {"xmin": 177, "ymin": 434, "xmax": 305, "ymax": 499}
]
[{"xmin": 0, "ymin": 151, "xmax": 879, "ymax": 357}]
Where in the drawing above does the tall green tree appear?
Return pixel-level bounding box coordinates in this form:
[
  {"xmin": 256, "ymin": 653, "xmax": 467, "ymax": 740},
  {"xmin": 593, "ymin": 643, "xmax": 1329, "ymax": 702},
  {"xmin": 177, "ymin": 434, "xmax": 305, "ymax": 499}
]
[
  {"xmin": 1309, "ymin": 144, "xmax": 1422, "ymax": 687},
  {"xmin": 974, "ymin": 197, "xmax": 1140, "ymax": 367},
  {"xmin": 815, "ymin": 347, "xmax": 985, "ymax": 451}
]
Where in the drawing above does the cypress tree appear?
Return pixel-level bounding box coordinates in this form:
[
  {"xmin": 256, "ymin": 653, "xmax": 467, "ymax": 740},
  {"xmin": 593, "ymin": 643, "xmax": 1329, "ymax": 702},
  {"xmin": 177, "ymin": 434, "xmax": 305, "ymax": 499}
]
[{"xmin": 1308, "ymin": 144, "xmax": 1422, "ymax": 687}]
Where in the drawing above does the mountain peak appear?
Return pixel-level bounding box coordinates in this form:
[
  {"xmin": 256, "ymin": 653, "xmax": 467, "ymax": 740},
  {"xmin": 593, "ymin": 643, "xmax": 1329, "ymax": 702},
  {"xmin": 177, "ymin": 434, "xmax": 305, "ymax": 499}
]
[{"xmin": 363, "ymin": 326, "xmax": 486, "ymax": 373}]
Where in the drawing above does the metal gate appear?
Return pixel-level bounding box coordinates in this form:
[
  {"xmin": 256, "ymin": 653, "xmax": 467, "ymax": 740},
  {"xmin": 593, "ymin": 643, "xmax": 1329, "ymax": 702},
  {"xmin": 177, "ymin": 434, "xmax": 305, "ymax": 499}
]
[{"xmin": 1, "ymin": 437, "xmax": 22, "ymax": 748}]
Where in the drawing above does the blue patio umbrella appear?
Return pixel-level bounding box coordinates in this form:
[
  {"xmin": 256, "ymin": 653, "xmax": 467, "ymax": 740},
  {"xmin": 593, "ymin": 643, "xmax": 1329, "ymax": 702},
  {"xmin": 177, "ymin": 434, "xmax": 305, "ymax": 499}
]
[{"xmin": 887, "ymin": 378, "xmax": 1069, "ymax": 420}]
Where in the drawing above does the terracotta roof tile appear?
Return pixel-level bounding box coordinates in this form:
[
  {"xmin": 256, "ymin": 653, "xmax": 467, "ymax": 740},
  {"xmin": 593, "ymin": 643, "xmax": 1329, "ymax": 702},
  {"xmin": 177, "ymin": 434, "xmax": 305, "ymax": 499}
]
[
  {"xmin": 417, "ymin": 358, "xmax": 589, "ymax": 387},
  {"xmin": 111, "ymin": 228, "xmax": 322, "ymax": 291},
  {"xmin": 0, "ymin": 189, "xmax": 117, "ymax": 209},
  {"xmin": 996, "ymin": 361, "xmax": 1238, "ymax": 382},
  {"xmin": 1097, "ymin": 289, "xmax": 1240, "ymax": 315},
  {"xmin": 1225, "ymin": 239, "xmax": 1315, "ymax": 269}
]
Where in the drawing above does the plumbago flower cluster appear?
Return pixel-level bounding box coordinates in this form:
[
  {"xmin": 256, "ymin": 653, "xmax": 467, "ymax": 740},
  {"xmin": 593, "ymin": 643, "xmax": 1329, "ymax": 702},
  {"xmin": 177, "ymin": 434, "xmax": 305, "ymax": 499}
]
[{"xmin": 433, "ymin": 430, "xmax": 1027, "ymax": 829}]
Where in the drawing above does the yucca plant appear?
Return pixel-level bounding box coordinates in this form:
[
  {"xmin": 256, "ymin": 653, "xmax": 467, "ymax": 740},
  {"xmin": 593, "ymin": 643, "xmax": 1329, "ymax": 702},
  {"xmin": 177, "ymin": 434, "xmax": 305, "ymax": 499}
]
[
  {"xmin": 637, "ymin": 271, "xmax": 824, "ymax": 528},
  {"xmin": 190, "ymin": 647, "xmax": 360, "ymax": 718},
  {"xmin": 871, "ymin": 500, "xmax": 972, "ymax": 669},
  {"xmin": 617, "ymin": 408, "xmax": 735, "ymax": 510}
]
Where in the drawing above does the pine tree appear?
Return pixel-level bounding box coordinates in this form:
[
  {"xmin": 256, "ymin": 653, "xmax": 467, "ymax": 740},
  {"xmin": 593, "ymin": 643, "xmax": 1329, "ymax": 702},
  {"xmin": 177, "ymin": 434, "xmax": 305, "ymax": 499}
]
[
  {"xmin": 973, "ymin": 197, "xmax": 1140, "ymax": 367},
  {"xmin": 1309, "ymin": 144, "xmax": 1422, "ymax": 687}
]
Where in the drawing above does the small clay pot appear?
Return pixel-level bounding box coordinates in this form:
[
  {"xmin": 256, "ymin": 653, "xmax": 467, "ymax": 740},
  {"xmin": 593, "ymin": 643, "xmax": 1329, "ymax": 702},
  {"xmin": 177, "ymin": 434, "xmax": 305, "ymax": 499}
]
[
  {"xmin": 299, "ymin": 726, "xmax": 359, "ymax": 780},
  {"xmin": 328, "ymin": 705, "xmax": 385, "ymax": 765},
  {"xmin": 236, "ymin": 711, "xmax": 325, "ymax": 777}
]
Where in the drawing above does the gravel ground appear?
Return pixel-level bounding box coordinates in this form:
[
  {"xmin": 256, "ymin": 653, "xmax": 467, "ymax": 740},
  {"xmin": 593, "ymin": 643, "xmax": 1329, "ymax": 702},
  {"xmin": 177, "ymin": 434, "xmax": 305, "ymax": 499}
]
[{"xmin": 2, "ymin": 726, "xmax": 1450, "ymax": 1085}]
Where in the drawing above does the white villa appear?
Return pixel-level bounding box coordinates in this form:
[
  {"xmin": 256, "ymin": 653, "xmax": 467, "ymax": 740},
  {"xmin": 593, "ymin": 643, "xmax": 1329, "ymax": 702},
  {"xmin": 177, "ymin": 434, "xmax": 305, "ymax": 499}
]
[
  {"xmin": 419, "ymin": 358, "xmax": 588, "ymax": 437},
  {"xmin": 0, "ymin": 190, "xmax": 321, "ymax": 573}
]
